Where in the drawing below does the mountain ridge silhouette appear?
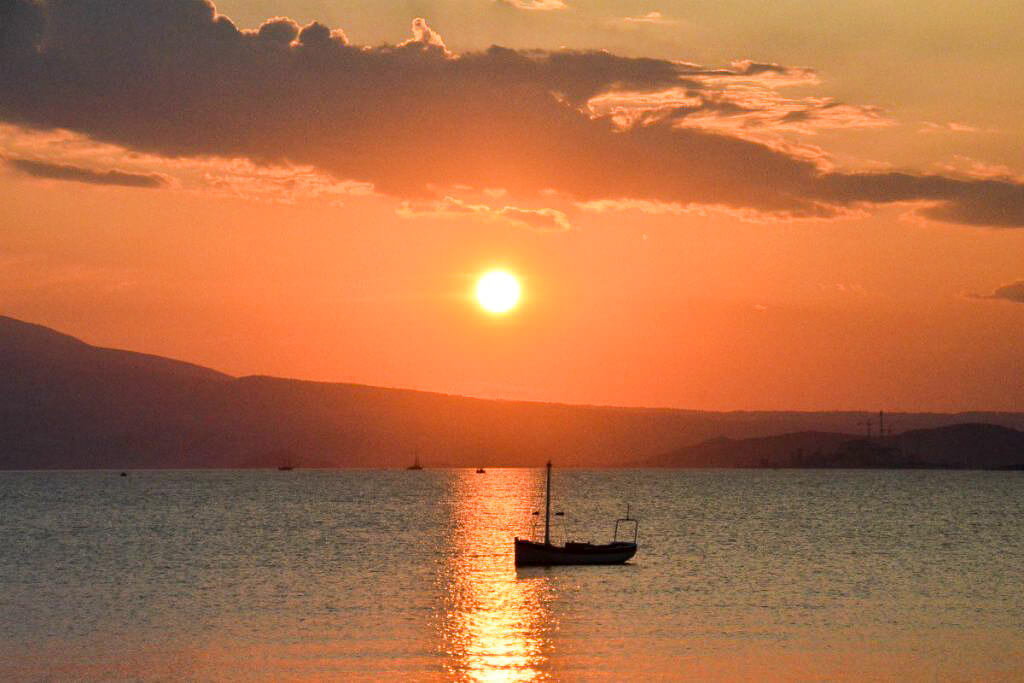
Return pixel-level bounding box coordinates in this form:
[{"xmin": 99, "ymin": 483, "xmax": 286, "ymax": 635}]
[{"xmin": 3, "ymin": 315, "xmax": 1022, "ymax": 469}]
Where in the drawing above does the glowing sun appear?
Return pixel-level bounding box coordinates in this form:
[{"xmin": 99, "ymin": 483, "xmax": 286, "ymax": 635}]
[{"xmin": 476, "ymin": 270, "xmax": 521, "ymax": 314}]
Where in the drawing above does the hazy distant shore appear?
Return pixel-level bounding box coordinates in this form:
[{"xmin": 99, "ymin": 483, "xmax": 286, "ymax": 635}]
[{"xmin": 4, "ymin": 315, "xmax": 1023, "ymax": 470}]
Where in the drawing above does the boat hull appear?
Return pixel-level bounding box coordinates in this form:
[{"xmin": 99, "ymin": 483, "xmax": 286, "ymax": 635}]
[{"xmin": 514, "ymin": 539, "xmax": 637, "ymax": 566}]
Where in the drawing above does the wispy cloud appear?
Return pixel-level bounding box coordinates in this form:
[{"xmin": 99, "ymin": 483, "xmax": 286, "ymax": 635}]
[
  {"xmin": 496, "ymin": 0, "xmax": 567, "ymax": 11},
  {"xmin": 0, "ymin": 124, "xmax": 375, "ymax": 204},
  {"xmin": 201, "ymin": 159, "xmax": 374, "ymax": 205},
  {"xmin": 399, "ymin": 196, "xmax": 571, "ymax": 232},
  {"xmin": 918, "ymin": 121, "xmax": 985, "ymax": 134},
  {"xmin": 2, "ymin": 1, "xmax": 1024, "ymax": 227},
  {"xmin": 5, "ymin": 157, "xmax": 168, "ymax": 188},
  {"xmin": 618, "ymin": 11, "xmax": 678, "ymax": 26},
  {"xmin": 576, "ymin": 198, "xmax": 686, "ymax": 215},
  {"xmin": 932, "ymin": 156, "xmax": 1021, "ymax": 182}
]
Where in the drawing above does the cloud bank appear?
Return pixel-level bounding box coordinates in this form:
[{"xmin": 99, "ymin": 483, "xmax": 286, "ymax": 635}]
[{"xmin": 3, "ymin": 0, "xmax": 1024, "ymax": 226}]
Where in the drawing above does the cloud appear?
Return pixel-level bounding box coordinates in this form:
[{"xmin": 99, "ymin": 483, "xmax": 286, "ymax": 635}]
[
  {"xmin": 398, "ymin": 196, "xmax": 571, "ymax": 232},
  {"xmin": 813, "ymin": 172, "xmax": 1024, "ymax": 227},
  {"xmin": 5, "ymin": 157, "xmax": 168, "ymax": 188},
  {"xmin": 968, "ymin": 280, "xmax": 1024, "ymax": 304},
  {"xmin": 918, "ymin": 121, "xmax": 984, "ymax": 134},
  {"xmin": 2, "ymin": 1, "xmax": 1024, "ymax": 227},
  {"xmin": 586, "ymin": 88, "xmax": 889, "ymax": 142},
  {"xmin": 200, "ymin": 158, "xmax": 373, "ymax": 205},
  {"xmin": 497, "ymin": 0, "xmax": 567, "ymax": 10},
  {"xmin": 619, "ymin": 11, "xmax": 678, "ymax": 25},
  {"xmin": 498, "ymin": 205, "xmax": 571, "ymax": 231},
  {"xmin": 933, "ymin": 156, "xmax": 1020, "ymax": 182},
  {"xmin": 0, "ymin": 123, "xmax": 372, "ymax": 204},
  {"xmin": 576, "ymin": 198, "xmax": 686, "ymax": 215},
  {"xmin": 398, "ymin": 17, "xmax": 449, "ymax": 52}
]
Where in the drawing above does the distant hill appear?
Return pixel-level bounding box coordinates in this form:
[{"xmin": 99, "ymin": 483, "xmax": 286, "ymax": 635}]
[
  {"xmin": 647, "ymin": 431, "xmax": 855, "ymax": 468},
  {"xmin": 648, "ymin": 424, "xmax": 1024, "ymax": 469},
  {"xmin": 2, "ymin": 315, "xmax": 1024, "ymax": 469},
  {"xmin": 897, "ymin": 424, "xmax": 1024, "ymax": 469}
]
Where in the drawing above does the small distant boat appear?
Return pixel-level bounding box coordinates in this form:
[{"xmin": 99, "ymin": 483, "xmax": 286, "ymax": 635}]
[
  {"xmin": 476, "ymin": 467, "xmax": 486, "ymax": 474},
  {"xmin": 514, "ymin": 461, "xmax": 638, "ymax": 567},
  {"xmin": 406, "ymin": 456, "xmax": 423, "ymax": 471},
  {"xmin": 277, "ymin": 465, "xmax": 294, "ymax": 471}
]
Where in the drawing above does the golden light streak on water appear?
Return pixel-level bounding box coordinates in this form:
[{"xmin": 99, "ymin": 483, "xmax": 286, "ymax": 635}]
[{"xmin": 438, "ymin": 468, "xmax": 556, "ymax": 681}]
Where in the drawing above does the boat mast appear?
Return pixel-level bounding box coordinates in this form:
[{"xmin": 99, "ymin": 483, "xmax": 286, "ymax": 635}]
[{"xmin": 544, "ymin": 460, "xmax": 552, "ymax": 545}]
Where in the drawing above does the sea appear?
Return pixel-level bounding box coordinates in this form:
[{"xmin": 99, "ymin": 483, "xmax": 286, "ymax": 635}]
[{"xmin": 1, "ymin": 468, "xmax": 1022, "ymax": 681}]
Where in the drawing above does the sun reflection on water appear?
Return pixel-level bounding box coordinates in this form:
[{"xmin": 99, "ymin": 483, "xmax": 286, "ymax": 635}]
[{"xmin": 437, "ymin": 469, "xmax": 557, "ymax": 682}]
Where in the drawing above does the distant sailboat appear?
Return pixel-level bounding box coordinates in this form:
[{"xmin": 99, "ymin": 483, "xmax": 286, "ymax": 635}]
[
  {"xmin": 272, "ymin": 448, "xmax": 295, "ymax": 470},
  {"xmin": 406, "ymin": 456, "xmax": 423, "ymax": 471},
  {"xmin": 514, "ymin": 461, "xmax": 638, "ymax": 566}
]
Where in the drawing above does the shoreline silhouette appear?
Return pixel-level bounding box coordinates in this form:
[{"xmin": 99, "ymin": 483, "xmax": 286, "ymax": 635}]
[{"xmin": 3, "ymin": 314, "xmax": 1022, "ymax": 470}]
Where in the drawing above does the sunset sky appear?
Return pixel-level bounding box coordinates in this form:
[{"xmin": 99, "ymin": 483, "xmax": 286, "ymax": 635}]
[{"xmin": 2, "ymin": 0, "xmax": 1023, "ymax": 411}]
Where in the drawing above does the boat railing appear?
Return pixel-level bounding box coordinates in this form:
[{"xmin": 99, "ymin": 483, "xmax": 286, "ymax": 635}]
[
  {"xmin": 530, "ymin": 513, "xmax": 567, "ymax": 546},
  {"xmin": 613, "ymin": 503, "xmax": 639, "ymax": 545}
]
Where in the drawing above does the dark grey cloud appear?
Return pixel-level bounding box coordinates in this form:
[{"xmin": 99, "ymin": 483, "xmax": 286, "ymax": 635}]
[
  {"xmin": 815, "ymin": 173, "xmax": 1024, "ymax": 227},
  {"xmin": 6, "ymin": 157, "xmax": 169, "ymax": 188},
  {"xmin": 2, "ymin": 0, "xmax": 1024, "ymax": 226},
  {"xmin": 970, "ymin": 281, "xmax": 1024, "ymax": 304}
]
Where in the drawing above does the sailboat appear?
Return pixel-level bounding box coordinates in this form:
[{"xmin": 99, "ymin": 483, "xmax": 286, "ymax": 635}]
[
  {"xmin": 514, "ymin": 461, "xmax": 638, "ymax": 566},
  {"xmin": 406, "ymin": 455, "xmax": 423, "ymax": 471}
]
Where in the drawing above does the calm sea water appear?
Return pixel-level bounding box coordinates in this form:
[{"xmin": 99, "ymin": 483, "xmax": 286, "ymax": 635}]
[{"xmin": 1, "ymin": 469, "xmax": 1022, "ymax": 681}]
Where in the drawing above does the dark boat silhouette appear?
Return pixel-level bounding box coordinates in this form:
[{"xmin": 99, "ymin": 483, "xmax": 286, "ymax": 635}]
[
  {"xmin": 406, "ymin": 456, "xmax": 423, "ymax": 471},
  {"xmin": 476, "ymin": 467, "xmax": 486, "ymax": 474},
  {"xmin": 277, "ymin": 465, "xmax": 294, "ymax": 471},
  {"xmin": 514, "ymin": 461, "xmax": 638, "ymax": 566}
]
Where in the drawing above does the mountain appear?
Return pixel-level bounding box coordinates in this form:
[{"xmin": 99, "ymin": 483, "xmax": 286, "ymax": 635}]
[
  {"xmin": 2, "ymin": 315, "xmax": 1024, "ymax": 469},
  {"xmin": 896, "ymin": 423, "xmax": 1024, "ymax": 469},
  {"xmin": 648, "ymin": 424, "xmax": 1024, "ymax": 469}
]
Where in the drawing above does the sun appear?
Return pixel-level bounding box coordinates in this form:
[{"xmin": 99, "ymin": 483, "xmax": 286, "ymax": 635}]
[{"xmin": 476, "ymin": 270, "xmax": 521, "ymax": 314}]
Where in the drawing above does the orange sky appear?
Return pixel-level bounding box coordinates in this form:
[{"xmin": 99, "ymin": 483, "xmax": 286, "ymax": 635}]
[{"xmin": 2, "ymin": 0, "xmax": 1023, "ymax": 411}]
